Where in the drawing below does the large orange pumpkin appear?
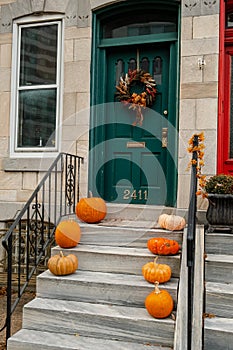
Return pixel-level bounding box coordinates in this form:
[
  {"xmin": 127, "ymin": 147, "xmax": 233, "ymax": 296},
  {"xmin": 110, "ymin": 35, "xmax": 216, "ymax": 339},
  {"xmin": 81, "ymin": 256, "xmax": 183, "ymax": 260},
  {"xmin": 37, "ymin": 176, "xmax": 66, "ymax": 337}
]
[
  {"xmin": 147, "ymin": 237, "xmax": 180, "ymax": 255},
  {"xmin": 76, "ymin": 193, "xmax": 107, "ymax": 223},
  {"xmin": 55, "ymin": 219, "xmax": 81, "ymax": 248},
  {"xmin": 145, "ymin": 282, "xmax": 174, "ymax": 319}
]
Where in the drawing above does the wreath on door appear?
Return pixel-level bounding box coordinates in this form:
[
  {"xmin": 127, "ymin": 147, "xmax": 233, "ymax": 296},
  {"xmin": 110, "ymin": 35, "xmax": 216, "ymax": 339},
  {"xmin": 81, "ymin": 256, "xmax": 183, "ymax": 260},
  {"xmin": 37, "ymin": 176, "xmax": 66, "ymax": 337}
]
[{"xmin": 115, "ymin": 69, "xmax": 157, "ymax": 126}]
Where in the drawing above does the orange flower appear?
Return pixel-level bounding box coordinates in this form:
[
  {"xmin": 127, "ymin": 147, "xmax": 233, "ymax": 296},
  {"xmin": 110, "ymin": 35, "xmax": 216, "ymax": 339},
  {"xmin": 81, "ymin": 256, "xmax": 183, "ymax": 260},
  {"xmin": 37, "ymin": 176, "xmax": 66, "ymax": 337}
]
[{"xmin": 187, "ymin": 132, "xmax": 207, "ymax": 198}]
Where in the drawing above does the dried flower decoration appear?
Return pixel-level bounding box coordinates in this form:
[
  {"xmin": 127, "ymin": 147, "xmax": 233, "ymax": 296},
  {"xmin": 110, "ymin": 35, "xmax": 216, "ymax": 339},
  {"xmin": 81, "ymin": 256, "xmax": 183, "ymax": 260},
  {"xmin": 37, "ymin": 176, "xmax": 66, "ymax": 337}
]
[
  {"xmin": 115, "ymin": 69, "xmax": 157, "ymax": 126},
  {"xmin": 187, "ymin": 132, "xmax": 207, "ymax": 197},
  {"xmin": 187, "ymin": 132, "xmax": 233, "ymax": 196}
]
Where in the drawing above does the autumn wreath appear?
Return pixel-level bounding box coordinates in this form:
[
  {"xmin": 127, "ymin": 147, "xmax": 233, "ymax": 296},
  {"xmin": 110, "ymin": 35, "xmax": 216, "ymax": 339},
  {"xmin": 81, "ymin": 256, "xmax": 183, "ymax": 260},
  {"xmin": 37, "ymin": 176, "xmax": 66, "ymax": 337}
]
[{"xmin": 115, "ymin": 69, "xmax": 157, "ymax": 126}]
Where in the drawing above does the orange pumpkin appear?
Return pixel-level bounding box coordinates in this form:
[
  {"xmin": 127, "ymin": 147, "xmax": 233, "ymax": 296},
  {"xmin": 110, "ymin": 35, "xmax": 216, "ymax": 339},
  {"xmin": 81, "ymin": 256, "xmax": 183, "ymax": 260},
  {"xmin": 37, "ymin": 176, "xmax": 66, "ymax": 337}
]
[
  {"xmin": 142, "ymin": 256, "xmax": 171, "ymax": 284},
  {"xmin": 147, "ymin": 237, "xmax": 180, "ymax": 255},
  {"xmin": 145, "ymin": 282, "xmax": 174, "ymax": 319},
  {"xmin": 158, "ymin": 214, "xmax": 186, "ymax": 231},
  {"xmin": 48, "ymin": 251, "xmax": 78, "ymax": 276},
  {"xmin": 55, "ymin": 220, "xmax": 81, "ymax": 248},
  {"xmin": 76, "ymin": 192, "xmax": 107, "ymax": 223}
]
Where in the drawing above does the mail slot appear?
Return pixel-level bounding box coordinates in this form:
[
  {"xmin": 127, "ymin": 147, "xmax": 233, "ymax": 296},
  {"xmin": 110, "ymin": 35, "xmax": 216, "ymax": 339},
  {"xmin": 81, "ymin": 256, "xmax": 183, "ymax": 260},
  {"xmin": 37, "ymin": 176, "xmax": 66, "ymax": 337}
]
[{"xmin": 127, "ymin": 141, "xmax": 145, "ymax": 148}]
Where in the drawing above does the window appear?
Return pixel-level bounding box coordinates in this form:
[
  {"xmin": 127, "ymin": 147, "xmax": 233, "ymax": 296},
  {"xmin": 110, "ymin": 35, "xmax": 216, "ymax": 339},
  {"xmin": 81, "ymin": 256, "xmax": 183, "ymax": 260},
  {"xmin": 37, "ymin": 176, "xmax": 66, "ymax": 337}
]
[
  {"xmin": 10, "ymin": 16, "xmax": 63, "ymax": 156},
  {"xmin": 102, "ymin": 9, "xmax": 177, "ymax": 39}
]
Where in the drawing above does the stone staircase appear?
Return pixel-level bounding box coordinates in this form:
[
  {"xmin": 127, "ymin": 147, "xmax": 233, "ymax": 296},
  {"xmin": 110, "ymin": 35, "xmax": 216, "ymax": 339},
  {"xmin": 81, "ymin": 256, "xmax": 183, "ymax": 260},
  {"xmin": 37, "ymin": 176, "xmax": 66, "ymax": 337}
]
[
  {"xmin": 7, "ymin": 206, "xmax": 184, "ymax": 350},
  {"xmin": 204, "ymin": 230, "xmax": 233, "ymax": 349}
]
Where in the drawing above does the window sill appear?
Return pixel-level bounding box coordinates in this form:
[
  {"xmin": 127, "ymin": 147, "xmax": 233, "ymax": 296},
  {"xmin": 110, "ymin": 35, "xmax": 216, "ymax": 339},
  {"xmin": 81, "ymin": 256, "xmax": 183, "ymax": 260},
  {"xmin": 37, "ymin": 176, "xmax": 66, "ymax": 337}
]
[{"xmin": 3, "ymin": 157, "xmax": 56, "ymax": 172}]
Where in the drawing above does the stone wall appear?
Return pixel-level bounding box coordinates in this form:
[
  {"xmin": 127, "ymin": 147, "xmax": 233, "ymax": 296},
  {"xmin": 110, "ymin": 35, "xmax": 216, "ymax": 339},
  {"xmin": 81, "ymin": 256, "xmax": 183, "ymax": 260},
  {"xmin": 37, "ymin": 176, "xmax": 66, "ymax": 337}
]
[
  {"xmin": 0, "ymin": 0, "xmax": 92, "ymax": 219},
  {"xmin": 177, "ymin": 0, "xmax": 220, "ymax": 209},
  {"xmin": 0, "ymin": 0, "xmax": 221, "ymax": 218}
]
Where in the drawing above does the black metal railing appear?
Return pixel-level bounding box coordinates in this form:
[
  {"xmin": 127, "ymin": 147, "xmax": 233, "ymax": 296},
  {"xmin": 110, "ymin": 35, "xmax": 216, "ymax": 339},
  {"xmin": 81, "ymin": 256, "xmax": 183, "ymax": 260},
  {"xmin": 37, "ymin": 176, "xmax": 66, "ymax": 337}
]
[
  {"xmin": 187, "ymin": 135, "xmax": 198, "ymax": 350},
  {"xmin": 0, "ymin": 152, "xmax": 84, "ymax": 343}
]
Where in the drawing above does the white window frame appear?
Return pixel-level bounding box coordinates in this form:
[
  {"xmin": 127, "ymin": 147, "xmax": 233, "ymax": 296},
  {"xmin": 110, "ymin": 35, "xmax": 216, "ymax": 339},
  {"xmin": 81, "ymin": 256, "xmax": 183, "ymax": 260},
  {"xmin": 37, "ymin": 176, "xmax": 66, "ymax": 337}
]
[{"xmin": 10, "ymin": 14, "xmax": 64, "ymax": 158}]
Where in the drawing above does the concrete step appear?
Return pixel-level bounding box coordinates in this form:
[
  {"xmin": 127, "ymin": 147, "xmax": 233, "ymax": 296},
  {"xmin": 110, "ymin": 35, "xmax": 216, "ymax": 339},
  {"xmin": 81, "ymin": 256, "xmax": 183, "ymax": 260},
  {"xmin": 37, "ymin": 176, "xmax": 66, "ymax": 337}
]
[
  {"xmin": 105, "ymin": 203, "xmax": 187, "ymax": 222},
  {"xmin": 205, "ymin": 232, "xmax": 233, "ymax": 255},
  {"xmin": 22, "ymin": 298, "xmax": 175, "ymax": 347},
  {"xmin": 52, "ymin": 245, "xmax": 181, "ymax": 277},
  {"xmin": 204, "ymin": 317, "xmax": 233, "ymax": 350},
  {"xmin": 205, "ymin": 254, "xmax": 233, "ymax": 283},
  {"xmin": 7, "ymin": 329, "xmax": 173, "ymax": 350},
  {"xmin": 205, "ymin": 281, "xmax": 233, "ymax": 318},
  {"xmin": 37, "ymin": 270, "xmax": 179, "ymax": 307},
  {"xmin": 78, "ymin": 222, "xmax": 183, "ymax": 248}
]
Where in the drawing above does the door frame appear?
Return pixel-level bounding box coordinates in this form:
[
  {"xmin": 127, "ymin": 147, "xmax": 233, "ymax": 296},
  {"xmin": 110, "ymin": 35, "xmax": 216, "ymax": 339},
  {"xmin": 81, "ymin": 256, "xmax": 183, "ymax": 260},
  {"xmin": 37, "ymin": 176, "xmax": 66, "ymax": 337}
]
[
  {"xmin": 218, "ymin": 0, "xmax": 233, "ymax": 174},
  {"xmin": 89, "ymin": 1, "xmax": 180, "ymax": 206}
]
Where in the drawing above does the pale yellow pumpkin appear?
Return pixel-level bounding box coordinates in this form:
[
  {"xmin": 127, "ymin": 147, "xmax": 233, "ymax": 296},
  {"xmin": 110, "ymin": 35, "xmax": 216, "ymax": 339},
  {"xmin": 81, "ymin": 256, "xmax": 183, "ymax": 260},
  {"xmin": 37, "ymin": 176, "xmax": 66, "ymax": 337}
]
[{"xmin": 158, "ymin": 214, "xmax": 186, "ymax": 231}]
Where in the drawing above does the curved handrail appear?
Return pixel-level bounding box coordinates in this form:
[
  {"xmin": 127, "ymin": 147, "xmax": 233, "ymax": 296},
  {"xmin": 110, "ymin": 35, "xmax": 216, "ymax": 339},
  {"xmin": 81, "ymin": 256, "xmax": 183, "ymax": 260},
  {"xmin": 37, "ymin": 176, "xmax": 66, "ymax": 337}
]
[{"xmin": 0, "ymin": 152, "xmax": 84, "ymax": 343}]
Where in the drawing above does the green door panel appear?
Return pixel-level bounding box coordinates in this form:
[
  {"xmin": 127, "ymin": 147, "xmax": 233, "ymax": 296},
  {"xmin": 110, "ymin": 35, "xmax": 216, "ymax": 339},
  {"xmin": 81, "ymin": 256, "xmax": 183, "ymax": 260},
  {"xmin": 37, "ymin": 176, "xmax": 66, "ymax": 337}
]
[{"xmin": 91, "ymin": 43, "xmax": 177, "ymax": 206}]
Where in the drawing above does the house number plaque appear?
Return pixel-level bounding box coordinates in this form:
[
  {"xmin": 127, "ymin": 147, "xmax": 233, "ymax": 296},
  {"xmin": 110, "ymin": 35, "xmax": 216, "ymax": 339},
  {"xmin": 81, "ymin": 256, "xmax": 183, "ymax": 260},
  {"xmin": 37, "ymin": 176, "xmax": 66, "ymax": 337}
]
[{"xmin": 123, "ymin": 189, "xmax": 148, "ymax": 200}]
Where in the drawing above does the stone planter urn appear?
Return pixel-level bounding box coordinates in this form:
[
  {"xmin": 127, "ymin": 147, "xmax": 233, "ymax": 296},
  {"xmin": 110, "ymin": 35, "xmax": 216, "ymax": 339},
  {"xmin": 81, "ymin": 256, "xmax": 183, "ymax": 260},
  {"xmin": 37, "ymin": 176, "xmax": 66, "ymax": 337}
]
[{"xmin": 206, "ymin": 194, "xmax": 233, "ymax": 232}]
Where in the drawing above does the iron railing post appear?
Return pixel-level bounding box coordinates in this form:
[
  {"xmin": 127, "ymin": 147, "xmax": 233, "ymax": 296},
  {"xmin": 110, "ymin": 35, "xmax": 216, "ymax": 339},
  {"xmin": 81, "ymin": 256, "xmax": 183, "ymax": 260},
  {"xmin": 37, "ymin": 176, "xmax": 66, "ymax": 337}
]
[
  {"xmin": 187, "ymin": 134, "xmax": 198, "ymax": 350},
  {"xmin": 1, "ymin": 152, "xmax": 84, "ymax": 346},
  {"xmin": 5, "ymin": 234, "xmax": 12, "ymax": 340}
]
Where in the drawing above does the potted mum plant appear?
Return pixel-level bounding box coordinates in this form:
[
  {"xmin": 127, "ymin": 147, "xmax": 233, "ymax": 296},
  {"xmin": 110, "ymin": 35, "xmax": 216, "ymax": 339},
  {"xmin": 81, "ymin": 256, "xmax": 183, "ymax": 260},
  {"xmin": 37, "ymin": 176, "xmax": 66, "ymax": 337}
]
[
  {"xmin": 204, "ymin": 174, "xmax": 233, "ymax": 228},
  {"xmin": 188, "ymin": 133, "xmax": 233, "ymax": 231}
]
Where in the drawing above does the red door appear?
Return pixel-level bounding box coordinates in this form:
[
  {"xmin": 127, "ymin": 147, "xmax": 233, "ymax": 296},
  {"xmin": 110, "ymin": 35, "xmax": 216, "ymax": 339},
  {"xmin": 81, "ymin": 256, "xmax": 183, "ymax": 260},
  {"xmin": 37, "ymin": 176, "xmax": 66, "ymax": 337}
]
[{"xmin": 218, "ymin": 1, "xmax": 233, "ymax": 174}]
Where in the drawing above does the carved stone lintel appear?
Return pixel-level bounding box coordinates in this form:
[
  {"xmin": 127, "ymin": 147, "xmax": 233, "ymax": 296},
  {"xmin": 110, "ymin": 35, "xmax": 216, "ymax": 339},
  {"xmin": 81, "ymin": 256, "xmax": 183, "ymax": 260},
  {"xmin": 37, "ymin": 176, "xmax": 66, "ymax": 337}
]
[
  {"xmin": 0, "ymin": 5, "xmax": 12, "ymax": 34},
  {"xmin": 182, "ymin": 0, "xmax": 219, "ymax": 16},
  {"xmin": 65, "ymin": 0, "xmax": 78, "ymax": 27},
  {"xmin": 77, "ymin": 0, "xmax": 91, "ymax": 28}
]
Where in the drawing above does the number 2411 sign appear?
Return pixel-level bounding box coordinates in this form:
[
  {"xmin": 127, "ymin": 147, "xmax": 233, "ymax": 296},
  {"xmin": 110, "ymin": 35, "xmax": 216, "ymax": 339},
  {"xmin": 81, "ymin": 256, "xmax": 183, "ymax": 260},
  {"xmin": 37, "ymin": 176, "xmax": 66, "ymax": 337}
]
[{"xmin": 123, "ymin": 189, "xmax": 148, "ymax": 201}]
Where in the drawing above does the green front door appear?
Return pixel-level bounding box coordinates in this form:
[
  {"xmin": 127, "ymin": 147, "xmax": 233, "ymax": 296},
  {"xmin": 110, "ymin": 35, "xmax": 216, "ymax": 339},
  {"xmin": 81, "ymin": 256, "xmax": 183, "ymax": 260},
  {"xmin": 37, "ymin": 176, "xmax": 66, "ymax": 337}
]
[{"xmin": 91, "ymin": 42, "xmax": 178, "ymax": 206}]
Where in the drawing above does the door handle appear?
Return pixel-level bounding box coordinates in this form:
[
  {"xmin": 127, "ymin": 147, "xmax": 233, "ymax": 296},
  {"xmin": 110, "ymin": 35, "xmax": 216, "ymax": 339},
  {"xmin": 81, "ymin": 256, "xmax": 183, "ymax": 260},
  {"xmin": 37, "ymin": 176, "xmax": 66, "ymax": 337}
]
[{"xmin": 162, "ymin": 128, "xmax": 168, "ymax": 148}]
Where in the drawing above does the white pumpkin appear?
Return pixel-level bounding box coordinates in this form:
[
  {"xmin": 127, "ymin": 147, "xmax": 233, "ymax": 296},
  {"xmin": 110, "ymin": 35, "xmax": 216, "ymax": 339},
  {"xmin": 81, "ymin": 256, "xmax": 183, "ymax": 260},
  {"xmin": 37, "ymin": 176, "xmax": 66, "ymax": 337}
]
[{"xmin": 158, "ymin": 214, "xmax": 186, "ymax": 231}]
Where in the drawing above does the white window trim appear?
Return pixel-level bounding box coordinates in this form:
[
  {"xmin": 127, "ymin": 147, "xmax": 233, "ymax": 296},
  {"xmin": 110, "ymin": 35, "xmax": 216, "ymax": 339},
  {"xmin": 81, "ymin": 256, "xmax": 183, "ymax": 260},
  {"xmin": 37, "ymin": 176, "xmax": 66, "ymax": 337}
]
[{"xmin": 10, "ymin": 14, "xmax": 64, "ymax": 158}]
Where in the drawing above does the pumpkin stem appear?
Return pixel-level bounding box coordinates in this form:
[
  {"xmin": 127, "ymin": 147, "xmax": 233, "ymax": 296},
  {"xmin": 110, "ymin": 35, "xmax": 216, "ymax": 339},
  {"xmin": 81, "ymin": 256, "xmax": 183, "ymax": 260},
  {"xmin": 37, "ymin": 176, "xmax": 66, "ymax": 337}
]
[
  {"xmin": 88, "ymin": 190, "xmax": 93, "ymax": 198},
  {"xmin": 59, "ymin": 251, "xmax": 64, "ymax": 258},
  {"xmin": 154, "ymin": 281, "xmax": 161, "ymax": 294},
  {"xmin": 153, "ymin": 256, "xmax": 159, "ymax": 267}
]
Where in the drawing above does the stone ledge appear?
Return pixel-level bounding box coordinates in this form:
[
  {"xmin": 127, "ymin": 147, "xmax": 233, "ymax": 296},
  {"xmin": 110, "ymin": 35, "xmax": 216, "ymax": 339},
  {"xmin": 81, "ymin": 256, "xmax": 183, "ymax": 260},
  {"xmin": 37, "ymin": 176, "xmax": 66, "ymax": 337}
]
[
  {"xmin": 181, "ymin": 82, "xmax": 218, "ymax": 99},
  {"xmin": 3, "ymin": 157, "xmax": 54, "ymax": 172}
]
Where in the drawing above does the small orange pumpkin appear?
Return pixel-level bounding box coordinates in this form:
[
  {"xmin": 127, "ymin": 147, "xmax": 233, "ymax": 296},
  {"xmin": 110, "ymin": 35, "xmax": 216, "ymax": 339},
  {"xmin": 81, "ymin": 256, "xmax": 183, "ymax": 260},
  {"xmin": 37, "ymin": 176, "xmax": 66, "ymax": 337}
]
[
  {"xmin": 147, "ymin": 237, "xmax": 180, "ymax": 255},
  {"xmin": 48, "ymin": 251, "xmax": 78, "ymax": 276},
  {"xmin": 145, "ymin": 281, "xmax": 174, "ymax": 319},
  {"xmin": 55, "ymin": 220, "xmax": 81, "ymax": 248},
  {"xmin": 76, "ymin": 192, "xmax": 107, "ymax": 224},
  {"xmin": 142, "ymin": 256, "xmax": 171, "ymax": 284},
  {"xmin": 158, "ymin": 214, "xmax": 186, "ymax": 231}
]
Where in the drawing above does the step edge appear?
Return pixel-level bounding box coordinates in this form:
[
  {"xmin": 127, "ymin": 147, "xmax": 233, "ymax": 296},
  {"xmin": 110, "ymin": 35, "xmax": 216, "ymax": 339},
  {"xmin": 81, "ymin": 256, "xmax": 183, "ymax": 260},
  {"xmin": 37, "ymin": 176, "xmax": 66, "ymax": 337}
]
[{"xmin": 24, "ymin": 297, "xmax": 175, "ymax": 324}]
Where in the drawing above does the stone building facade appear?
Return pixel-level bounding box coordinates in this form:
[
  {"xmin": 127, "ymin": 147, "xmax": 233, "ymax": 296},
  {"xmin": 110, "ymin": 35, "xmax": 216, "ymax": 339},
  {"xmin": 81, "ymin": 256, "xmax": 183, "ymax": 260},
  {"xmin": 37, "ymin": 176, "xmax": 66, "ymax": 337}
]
[{"xmin": 0, "ymin": 0, "xmax": 226, "ymax": 219}]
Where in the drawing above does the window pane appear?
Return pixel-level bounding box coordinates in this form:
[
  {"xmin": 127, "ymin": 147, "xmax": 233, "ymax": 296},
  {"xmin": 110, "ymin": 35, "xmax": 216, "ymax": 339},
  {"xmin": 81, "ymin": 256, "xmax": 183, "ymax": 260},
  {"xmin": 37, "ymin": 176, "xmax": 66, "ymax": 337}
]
[
  {"xmin": 20, "ymin": 24, "xmax": 58, "ymax": 86},
  {"xmin": 128, "ymin": 58, "xmax": 137, "ymax": 71},
  {"xmin": 153, "ymin": 57, "xmax": 162, "ymax": 85},
  {"xmin": 17, "ymin": 89, "xmax": 56, "ymax": 148},
  {"xmin": 226, "ymin": 2, "xmax": 233, "ymax": 28},
  {"xmin": 115, "ymin": 59, "xmax": 124, "ymax": 85},
  {"xmin": 141, "ymin": 57, "xmax": 149, "ymax": 72},
  {"xmin": 103, "ymin": 10, "xmax": 177, "ymax": 38}
]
